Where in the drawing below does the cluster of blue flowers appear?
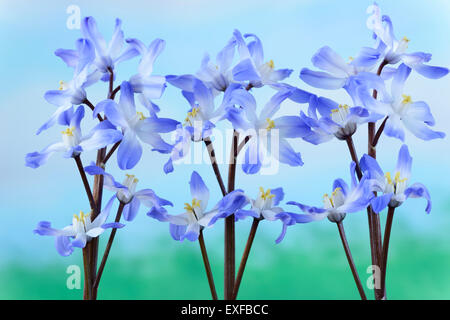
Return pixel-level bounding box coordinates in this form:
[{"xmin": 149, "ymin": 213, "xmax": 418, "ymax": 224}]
[{"xmin": 28, "ymin": 3, "xmax": 446, "ymax": 261}]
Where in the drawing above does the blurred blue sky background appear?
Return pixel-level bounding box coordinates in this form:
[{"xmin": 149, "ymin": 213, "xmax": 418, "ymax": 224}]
[{"xmin": 0, "ymin": 0, "xmax": 449, "ymax": 299}]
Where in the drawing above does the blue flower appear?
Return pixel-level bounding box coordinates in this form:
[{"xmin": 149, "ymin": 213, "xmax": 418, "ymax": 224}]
[
  {"xmin": 163, "ymin": 80, "xmax": 240, "ymax": 173},
  {"xmin": 360, "ymin": 144, "xmax": 431, "ymax": 214},
  {"xmin": 232, "ymin": 30, "xmax": 293, "ymax": 88},
  {"xmin": 366, "ymin": 3, "xmax": 449, "ymax": 79},
  {"xmin": 33, "ymin": 196, "xmax": 124, "ymax": 256},
  {"xmin": 81, "ymin": 17, "xmax": 139, "ymax": 78},
  {"xmin": 276, "ymin": 162, "xmax": 373, "ymax": 242},
  {"xmin": 166, "ymin": 34, "xmax": 237, "ymax": 94},
  {"xmin": 234, "ymin": 187, "xmax": 284, "ymax": 221},
  {"xmin": 25, "ymin": 106, "xmax": 122, "ymax": 168},
  {"xmin": 300, "ymin": 95, "xmax": 371, "ymax": 144},
  {"xmin": 40, "ymin": 38, "xmax": 97, "ymax": 134},
  {"xmin": 223, "ymin": 88, "xmax": 311, "ymax": 173},
  {"xmin": 357, "ymin": 64, "xmax": 445, "ymax": 141},
  {"xmin": 93, "ymin": 81, "xmax": 179, "ymax": 169},
  {"xmin": 299, "ymin": 46, "xmax": 378, "ymax": 91},
  {"xmin": 84, "ymin": 164, "xmax": 173, "ymax": 221},
  {"xmin": 148, "ymin": 171, "xmax": 245, "ymax": 241},
  {"xmin": 126, "ymin": 38, "xmax": 167, "ymax": 115}
]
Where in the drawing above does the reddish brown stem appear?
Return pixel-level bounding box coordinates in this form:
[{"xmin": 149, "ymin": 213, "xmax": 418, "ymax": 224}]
[
  {"xmin": 337, "ymin": 222, "xmax": 367, "ymax": 300},
  {"xmin": 381, "ymin": 206, "xmax": 395, "ymax": 298},
  {"xmin": 92, "ymin": 202, "xmax": 125, "ymax": 294},
  {"xmin": 198, "ymin": 230, "xmax": 218, "ymax": 300},
  {"xmin": 232, "ymin": 219, "xmax": 260, "ymax": 299},
  {"xmin": 203, "ymin": 138, "xmax": 227, "ymax": 196}
]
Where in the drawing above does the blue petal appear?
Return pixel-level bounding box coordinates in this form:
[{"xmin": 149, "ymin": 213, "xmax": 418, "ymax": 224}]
[
  {"xmin": 271, "ymin": 187, "xmax": 284, "ymax": 206},
  {"xmin": 286, "ymin": 201, "xmax": 326, "ymax": 214},
  {"xmin": 55, "ymin": 236, "xmax": 73, "ymax": 256},
  {"xmin": 384, "ymin": 116, "xmax": 405, "ymax": 142},
  {"xmin": 332, "ymin": 178, "xmax": 349, "ymax": 196},
  {"xmin": 242, "ymin": 143, "xmax": 262, "ymax": 174},
  {"xmin": 274, "ymin": 116, "xmax": 311, "ymax": 138},
  {"xmin": 232, "ymin": 58, "xmax": 260, "ymax": 81},
  {"xmin": 300, "ymin": 68, "xmax": 346, "ymax": 90},
  {"xmin": 166, "ymin": 74, "xmax": 197, "ymax": 92},
  {"xmin": 276, "ymin": 138, "xmax": 303, "ymax": 167},
  {"xmin": 414, "ymin": 64, "xmax": 449, "ymax": 79},
  {"xmin": 395, "ymin": 145, "xmax": 412, "ymax": 179},
  {"xmin": 370, "ymin": 193, "xmax": 392, "ymax": 213},
  {"xmin": 123, "ymin": 197, "xmax": 141, "ymax": 221},
  {"xmin": 189, "ymin": 171, "xmax": 209, "ymax": 209},
  {"xmin": 235, "ymin": 209, "xmax": 259, "ymax": 221},
  {"xmin": 117, "ymin": 131, "xmax": 143, "ymax": 170},
  {"xmin": 169, "ymin": 223, "xmax": 187, "ymax": 241},
  {"xmin": 404, "ymin": 183, "xmax": 432, "ymax": 214}
]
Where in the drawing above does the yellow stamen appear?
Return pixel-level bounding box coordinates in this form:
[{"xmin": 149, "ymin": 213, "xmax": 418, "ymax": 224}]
[
  {"xmin": 402, "ymin": 36, "xmax": 410, "ymax": 43},
  {"xmin": 58, "ymin": 80, "xmax": 65, "ymax": 90},
  {"xmin": 349, "ymin": 56, "xmax": 354, "ymax": 62},
  {"xmin": 184, "ymin": 198, "xmax": 201, "ymax": 212},
  {"xmin": 332, "ymin": 187, "xmax": 341, "ymax": 197},
  {"xmin": 62, "ymin": 127, "xmax": 74, "ymax": 136},
  {"xmin": 265, "ymin": 118, "xmax": 275, "ymax": 131},
  {"xmin": 385, "ymin": 172, "xmax": 392, "ymax": 185},
  {"xmin": 259, "ymin": 187, "xmax": 275, "ymax": 201},
  {"xmin": 323, "ymin": 193, "xmax": 334, "ymax": 207},
  {"xmin": 267, "ymin": 60, "xmax": 274, "ymax": 69},
  {"xmin": 136, "ymin": 111, "xmax": 146, "ymax": 121},
  {"xmin": 185, "ymin": 108, "xmax": 200, "ymax": 125},
  {"xmin": 126, "ymin": 174, "xmax": 135, "ymax": 179},
  {"xmin": 402, "ymin": 94, "xmax": 412, "ymax": 104},
  {"xmin": 331, "ymin": 104, "xmax": 349, "ymax": 113},
  {"xmin": 394, "ymin": 171, "xmax": 407, "ymax": 184}
]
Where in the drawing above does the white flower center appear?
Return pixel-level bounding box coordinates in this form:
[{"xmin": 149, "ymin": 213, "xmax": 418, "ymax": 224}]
[
  {"xmin": 323, "ymin": 187, "xmax": 345, "ymax": 210},
  {"xmin": 330, "ymin": 104, "xmax": 350, "ymax": 126},
  {"xmin": 117, "ymin": 174, "xmax": 139, "ymax": 203}
]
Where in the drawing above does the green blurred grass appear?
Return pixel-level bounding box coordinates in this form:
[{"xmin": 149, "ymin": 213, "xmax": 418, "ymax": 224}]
[{"xmin": 2, "ymin": 226, "xmax": 449, "ymax": 300}]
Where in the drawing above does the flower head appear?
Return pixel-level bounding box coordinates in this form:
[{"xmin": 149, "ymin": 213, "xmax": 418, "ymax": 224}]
[
  {"xmin": 360, "ymin": 144, "xmax": 431, "ymax": 213},
  {"xmin": 33, "ymin": 196, "xmax": 124, "ymax": 256}
]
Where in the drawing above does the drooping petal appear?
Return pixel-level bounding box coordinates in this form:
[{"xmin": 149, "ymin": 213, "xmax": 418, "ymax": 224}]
[
  {"xmin": 413, "ymin": 64, "xmax": 449, "ymax": 79},
  {"xmin": 71, "ymin": 233, "xmax": 87, "ymax": 249},
  {"xmin": 402, "ymin": 117, "xmax": 445, "ymax": 141},
  {"xmin": 25, "ymin": 142, "xmax": 66, "ymax": 168},
  {"xmin": 182, "ymin": 223, "xmax": 200, "ymax": 242},
  {"xmin": 274, "ymin": 138, "xmax": 303, "ymax": 167},
  {"xmin": 169, "ymin": 223, "xmax": 188, "ymax": 241},
  {"xmin": 404, "ymin": 182, "xmax": 432, "ymax": 214},
  {"xmin": 122, "ymin": 197, "xmax": 141, "ymax": 221},
  {"xmin": 286, "ymin": 201, "xmax": 326, "ymax": 214},
  {"xmin": 370, "ymin": 193, "xmax": 393, "ymax": 213},
  {"xmin": 55, "ymin": 236, "xmax": 74, "ymax": 256}
]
